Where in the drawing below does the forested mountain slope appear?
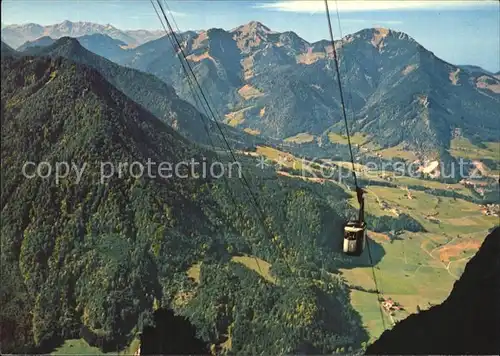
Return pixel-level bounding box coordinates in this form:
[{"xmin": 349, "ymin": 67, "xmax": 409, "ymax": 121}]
[
  {"xmin": 16, "ymin": 35, "xmax": 56, "ymax": 52},
  {"xmin": 25, "ymin": 37, "xmax": 261, "ymax": 149},
  {"xmin": 17, "ymin": 34, "xmax": 127, "ymax": 63},
  {"xmin": 117, "ymin": 23, "xmax": 499, "ymax": 155},
  {"xmin": 1, "ymin": 40, "xmax": 17, "ymax": 57},
  {"xmin": 0, "ymin": 54, "xmax": 212, "ymax": 352},
  {"xmin": 1, "ymin": 55, "xmax": 380, "ymax": 355},
  {"xmin": 1, "ymin": 20, "xmax": 163, "ymax": 48}
]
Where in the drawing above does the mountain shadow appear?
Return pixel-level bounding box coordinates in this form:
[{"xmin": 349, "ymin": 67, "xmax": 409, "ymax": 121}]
[
  {"xmin": 337, "ymin": 235, "xmax": 386, "ymax": 269},
  {"xmin": 140, "ymin": 309, "xmax": 208, "ymax": 355}
]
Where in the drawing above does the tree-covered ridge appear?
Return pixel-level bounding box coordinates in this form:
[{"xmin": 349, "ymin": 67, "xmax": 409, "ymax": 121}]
[
  {"xmin": 1, "ymin": 55, "xmax": 214, "ymax": 352},
  {"xmin": 16, "ymin": 36, "xmax": 56, "ymax": 52},
  {"xmin": 1, "ymin": 40, "xmax": 17, "ymax": 57},
  {"xmin": 23, "ymin": 37, "xmax": 262, "ymax": 150},
  {"xmin": 1, "ymin": 55, "xmax": 389, "ymax": 354}
]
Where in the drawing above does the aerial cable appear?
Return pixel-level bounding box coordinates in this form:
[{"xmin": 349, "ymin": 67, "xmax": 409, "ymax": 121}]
[
  {"xmin": 365, "ymin": 234, "xmax": 388, "ymax": 330},
  {"xmin": 151, "ymin": 0, "xmax": 300, "ymax": 283},
  {"xmin": 333, "ymin": 0, "xmax": 356, "ymax": 155},
  {"xmin": 150, "ymin": 0, "xmax": 250, "ymax": 244},
  {"xmin": 152, "ymin": 0, "xmax": 250, "ymax": 228},
  {"xmin": 151, "ymin": 6, "xmax": 213, "ymax": 148},
  {"xmin": 155, "ymin": 0, "xmax": 238, "ymax": 164},
  {"xmin": 326, "ymin": 0, "xmax": 387, "ymax": 332},
  {"xmin": 155, "ymin": 0, "xmax": 280, "ymax": 282},
  {"xmin": 150, "ymin": 0, "xmax": 245, "ymax": 226},
  {"xmin": 160, "ymin": 0, "xmax": 241, "ymax": 153},
  {"xmin": 323, "ymin": 0, "xmax": 358, "ymax": 189},
  {"xmin": 150, "ymin": 1, "xmax": 212, "ymax": 136},
  {"xmin": 150, "ymin": 0, "xmax": 268, "ymax": 279}
]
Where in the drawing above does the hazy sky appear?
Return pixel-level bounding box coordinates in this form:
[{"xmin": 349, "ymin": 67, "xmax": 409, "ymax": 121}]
[{"xmin": 2, "ymin": 0, "xmax": 499, "ymax": 71}]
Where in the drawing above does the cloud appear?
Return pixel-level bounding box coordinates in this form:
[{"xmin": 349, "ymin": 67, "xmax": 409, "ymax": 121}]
[{"xmin": 255, "ymin": 0, "xmax": 497, "ymax": 13}]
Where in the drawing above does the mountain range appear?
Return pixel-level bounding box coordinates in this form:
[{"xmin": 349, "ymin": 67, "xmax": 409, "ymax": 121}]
[
  {"xmin": 1, "ymin": 20, "xmax": 164, "ymax": 48},
  {"xmin": 114, "ymin": 22, "xmax": 500, "ymax": 157},
  {"xmin": 4, "ymin": 20, "xmax": 499, "ymax": 159}
]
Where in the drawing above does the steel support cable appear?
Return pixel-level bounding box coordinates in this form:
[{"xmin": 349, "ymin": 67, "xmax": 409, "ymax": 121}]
[
  {"xmin": 152, "ymin": 0, "xmax": 299, "ymax": 282},
  {"xmin": 152, "ymin": 0, "xmax": 268, "ymax": 277},
  {"xmin": 149, "ymin": 1, "xmax": 216, "ymax": 151},
  {"xmin": 323, "ymin": 0, "xmax": 358, "ymax": 189},
  {"xmin": 150, "ymin": 0, "xmax": 248, "ymax": 258},
  {"xmin": 365, "ymin": 233, "xmax": 388, "ymax": 331},
  {"xmin": 325, "ymin": 0, "xmax": 387, "ymax": 332},
  {"xmin": 333, "ymin": 0, "xmax": 357, "ymax": 162},
  {"xmin": 160, "ymin": 0, "xmax": 245, "ymax": 160},
  {"xmin": 150, "ymin": 1, "xmax": 231, "ymax": 191}
]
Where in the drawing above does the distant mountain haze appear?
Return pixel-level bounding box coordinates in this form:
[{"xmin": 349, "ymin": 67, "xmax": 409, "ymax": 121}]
[
  {"xmin": 1, "ymin": 20, "xmax": 164, "ymax": 48},
  {"xmin": 16, "ymin": 34, "xmax": 129, "ymax": 62}
]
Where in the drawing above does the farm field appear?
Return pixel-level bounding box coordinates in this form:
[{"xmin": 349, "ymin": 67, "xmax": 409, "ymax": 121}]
[
  {"xmin": 52, "ymin": 339, "xmax": 104, "ymax": 355},
  {"xmin": 369, "ymin": 143, "xmax": 419, "ymax": 161},
  {"xmin": 328, "ymin": 132, "xmax": 371, "ymax": 146},
  {"xmin": 449, "ymin": 137, "xmax": 500, "ymax": 161},
  {"xmin": 284, "ymin": 132, "xmax": 315, "ymax": 144},
  {"xmin": 255, "ymin": 145, "xmax": 305, "ymax": 169},
  {"xmin": 232, "ymin": 255, "xmax": 276, "ymax": 283},
  {"xmin": 341, "ymin": 184, "xmax": 497, "ymax": 340},
  {"xmin": 187, "ymin": 262, "xmax": 202, "ymax": 283},
  {"xmin": 52, "ymin": 338, "xmax": 140, "ymax": 355},
  {"xmin": 392, "ymin": 176, "xmax": 476, "ymax": 198},
  {"xmin": 243, "ymin": 127, "xmax": 261, "ymax": 135},
  {"xmin": 358, "ymin": 185, "xmax": 497, "ymax": 235},
  {"xmin": 224, "ymin": 106, "xmax": 254, "ymax": 127}
]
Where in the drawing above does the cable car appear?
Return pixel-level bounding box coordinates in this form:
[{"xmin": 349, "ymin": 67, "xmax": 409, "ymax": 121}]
[
  {"xmin": 343, "ymin": 186, "xmax": 366, "ymax": 256},
  {"xmin": 343, "ymin": 221, "xmax": 366, "ymax": 256}
]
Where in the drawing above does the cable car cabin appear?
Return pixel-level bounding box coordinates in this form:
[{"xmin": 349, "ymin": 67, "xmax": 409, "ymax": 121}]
[{"xmin": 343, "ymin": 221, "xmax": 366, "ymax": 256}]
